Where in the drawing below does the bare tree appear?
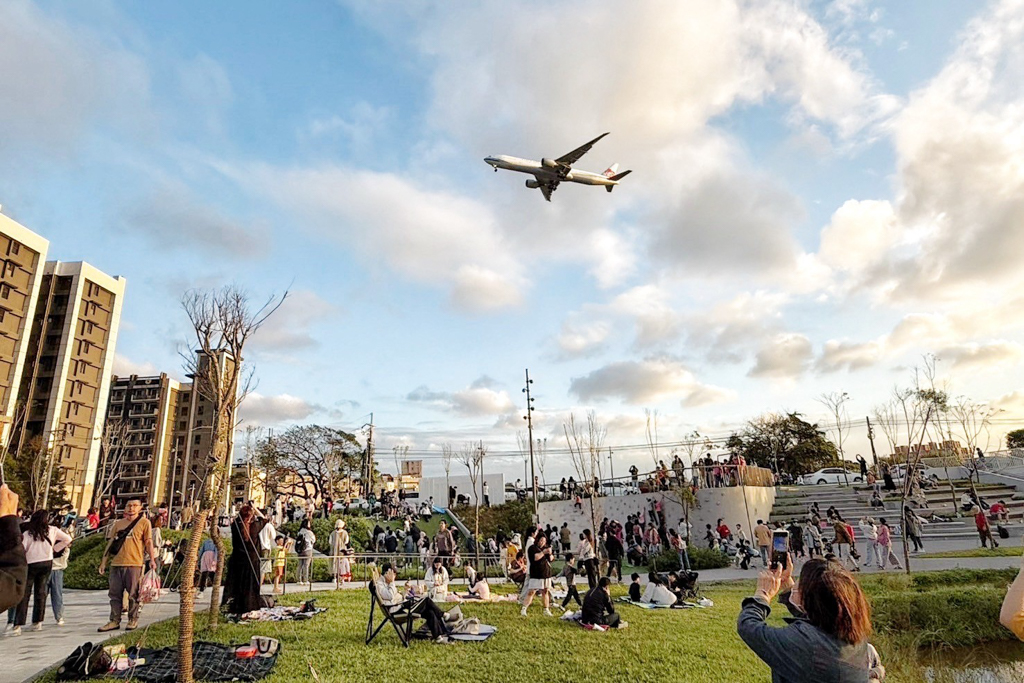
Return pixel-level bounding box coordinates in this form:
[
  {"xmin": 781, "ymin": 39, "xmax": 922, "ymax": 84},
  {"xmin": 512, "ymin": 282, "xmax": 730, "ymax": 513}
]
[
  {"xmin": 534, "ymin": 438, "xmax": 548, "ymax": 494},
  {"xmin": 818, "ymin": 392, "xmax": 852, "ymax": 487},
  {"xmin": 392, "ymin": 444, "xmax": 409, "ymax": 495},
  {"xmin": 563, "ymin": 412, "xmax": 606, "ymax": 549},
  {"xmin": 457, "ymin": 441, "xmax": 485, "ymax": 569},
  {"xmin": 644, "ymin": 408, "xmax": 660, "ymax": 471},
  {"xmin": 176, "ymin": 285, "xmax": 285, "ymax": 680},
  {"xmin": 515, "ymin": 431, "xmax": 530, "ymax": 490},
  {"xmin": 441, "ymin": 443, "xmax": 454, "ymax": 505},
  {"xmin": 948, "ymin": 396, "xmax": 998, "ymax": 493},
  {"xmin": 0, "ymin": 402, "xmax": 27, "ymax": 487},
  {"xmin": 93, "ymin": 419, "xmax": 131, "ymax": 508}
]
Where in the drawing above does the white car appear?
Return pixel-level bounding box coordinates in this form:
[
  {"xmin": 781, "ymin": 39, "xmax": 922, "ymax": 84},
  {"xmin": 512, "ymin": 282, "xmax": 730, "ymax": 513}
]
[{"xmin": 800, "ymin": 467, "xmax": 862, "ymax": 486}]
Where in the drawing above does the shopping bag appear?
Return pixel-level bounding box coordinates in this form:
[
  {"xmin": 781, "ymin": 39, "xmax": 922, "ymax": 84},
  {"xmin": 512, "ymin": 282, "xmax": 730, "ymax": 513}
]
[{"xmin": 140, "ymin": 569, "xmax": 163, "ymax": 603}]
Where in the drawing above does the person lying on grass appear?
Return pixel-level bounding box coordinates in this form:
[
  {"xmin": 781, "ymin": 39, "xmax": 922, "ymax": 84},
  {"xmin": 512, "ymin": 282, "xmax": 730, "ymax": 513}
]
[
  {"xmin": 737, "ymin": 554, "xmax": 883, "ymax": 682},
  {"xmin": 375, "ymin": 562, "xmax": 452, "ymax": 643}
]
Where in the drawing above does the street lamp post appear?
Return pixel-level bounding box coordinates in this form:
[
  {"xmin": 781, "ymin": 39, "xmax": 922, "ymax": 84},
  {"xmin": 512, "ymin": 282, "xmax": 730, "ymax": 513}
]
[{"xmin": 522, "ymin": 369, "xmax": 537, "ymax": 516}]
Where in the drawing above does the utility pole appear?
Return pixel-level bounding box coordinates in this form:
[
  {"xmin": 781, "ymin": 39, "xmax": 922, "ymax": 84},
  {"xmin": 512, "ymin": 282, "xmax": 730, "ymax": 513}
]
[
  {"xmin": 522, "ymin": 369, "xmax": 537, "ymax": 516},
  {"xmin": 866, "ymin": 416, "xmax": 879, "ymax": 468},
  {"xmin": 364, "ymin": 414, "xmax": 374, "ymax": 499},
  {"xmin": 608, "ymin": 448, "xmax": 614, "ymax": 493}
]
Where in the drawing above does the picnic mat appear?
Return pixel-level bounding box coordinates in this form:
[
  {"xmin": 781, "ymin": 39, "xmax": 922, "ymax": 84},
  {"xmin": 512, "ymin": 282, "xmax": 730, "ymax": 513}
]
[
  {"xmin": 57, "ymin": 638, "xmax": 280, "ymax": 682},
  {"xmin": 616, "ymin": 598, "xmax": 672, "ymax": 609}
]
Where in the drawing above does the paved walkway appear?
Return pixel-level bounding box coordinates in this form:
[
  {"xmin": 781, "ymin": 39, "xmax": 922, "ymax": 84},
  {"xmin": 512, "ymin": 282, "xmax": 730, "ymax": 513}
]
[{"xmin": 3, "ymin": 547, "xmax": 1022, "ymax": 682}]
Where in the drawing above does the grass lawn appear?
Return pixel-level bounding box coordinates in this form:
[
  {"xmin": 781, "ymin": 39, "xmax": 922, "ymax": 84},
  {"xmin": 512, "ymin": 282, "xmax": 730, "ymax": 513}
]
[
  {"xmin": 36, "ymin": 571, "xmax": 1024, "ymax": 682},
  {"xmin": 919, "ymin": 546, "xmax": 1024, "ymax": 559}
]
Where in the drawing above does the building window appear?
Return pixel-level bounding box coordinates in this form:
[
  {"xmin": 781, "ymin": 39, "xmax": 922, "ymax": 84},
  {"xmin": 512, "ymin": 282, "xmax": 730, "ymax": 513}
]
[
  {"xmin": 197, "ymin": 405, "xmax": 204, "ymax": 415},
  {"xmin": 193, "ymin": 434, "xmax": 201, "ymax": 445},
  {"xmin": 0, "ymin": 284, "xmax": 9, "ymax": 300}
]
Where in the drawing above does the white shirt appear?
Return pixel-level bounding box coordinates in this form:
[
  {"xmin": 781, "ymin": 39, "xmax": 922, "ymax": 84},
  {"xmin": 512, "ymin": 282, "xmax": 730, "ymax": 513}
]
[
  {"xmin": 23, "ymin": 526, "xmax": 72, "ymax": 565},
  {"xmin": 642, "ymin": 582, "xmax": 677, "ymax": 606},
  {"xmin": 859, "ymin": 522, "xmax": 878, "ymax": 542}
]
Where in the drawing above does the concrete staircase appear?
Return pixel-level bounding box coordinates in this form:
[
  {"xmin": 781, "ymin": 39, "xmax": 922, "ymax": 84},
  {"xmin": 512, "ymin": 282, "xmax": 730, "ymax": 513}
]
[{"xmin": 770, "ymin": 481, "xmax": 1024, "ymax": 541}]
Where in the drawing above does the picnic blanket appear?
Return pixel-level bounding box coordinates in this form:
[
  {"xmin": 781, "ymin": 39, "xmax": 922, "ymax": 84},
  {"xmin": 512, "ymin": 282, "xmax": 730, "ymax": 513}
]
[
  {"xmin": 233, "ymin": 600, "xmax": 327, "ymax": 623},
  {"xmin": 616, "ymin": 598, "xmax": 672, "ymax": 609},
  {"xmin": 58, "ymin": 638, "xmax": 280, "ymax": 682}
]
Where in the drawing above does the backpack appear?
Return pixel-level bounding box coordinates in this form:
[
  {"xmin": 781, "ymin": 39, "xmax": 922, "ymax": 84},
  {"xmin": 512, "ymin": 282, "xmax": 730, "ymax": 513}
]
[
  {"xmin": 295, "ymin": 534, "xmax": 308, "ymax": 555},
  {"xmin": 998, "ymin": 524, "xmax": 1010, "ymax": 539},
  {"xmin": 56, "ymin": 642, "xmax": 111, "ymax": 680}
]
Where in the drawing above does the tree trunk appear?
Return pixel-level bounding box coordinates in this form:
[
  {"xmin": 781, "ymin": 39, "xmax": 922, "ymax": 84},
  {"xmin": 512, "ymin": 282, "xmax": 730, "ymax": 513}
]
[
  {"xmin": 207, "ymin": 518, "xmax": 226, "ymax": 630},
  {"xmin": 178, "ymin": 507, "xmax": 213, "ymax": 683}
]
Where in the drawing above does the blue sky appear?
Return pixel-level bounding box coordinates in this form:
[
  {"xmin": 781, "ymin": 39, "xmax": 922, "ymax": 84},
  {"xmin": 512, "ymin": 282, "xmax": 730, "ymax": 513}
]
[{"xmin": 3, "ymin": 0, "xmax": 1023, "ymax": 481}]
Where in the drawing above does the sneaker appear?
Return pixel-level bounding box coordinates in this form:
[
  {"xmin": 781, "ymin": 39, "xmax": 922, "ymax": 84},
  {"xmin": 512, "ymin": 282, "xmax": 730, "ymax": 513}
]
[
  {"xmin": 543, "ymin": 609, "xmax": 553, "ymax": 616},
  {"xmin": 30, "ymin": 623, "xmax": 42, "ymax": 632},
  {"xmin": 126, "ymin": 620, "xmax": 139, "ymax": 631},
  {"xmin": 520, "ymin": 607, "xmax": 527, "ymax": 617},
  {"xmin": 56, "ymin": 618, "xmax": 65, "ymax": 626},
  {"xmin": 10, "ymin": 626, "xmax": 21, "ymax": 636},
  {"xmin": 98, "ymin": 621, "xmax": 121, "ymax": 632},
  {"xmin": 619, "ymin": 621, "xmax": 629, "ymax": 629}
]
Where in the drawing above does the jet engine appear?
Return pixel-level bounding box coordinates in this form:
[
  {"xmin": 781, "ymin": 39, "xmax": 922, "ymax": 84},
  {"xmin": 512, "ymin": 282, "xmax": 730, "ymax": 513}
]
[
  {"xmin": 541, "ymin": 158, "xmax": 559, "ymax": 169},
  {"xmin": 525, "ymin": 179, "xmax": 540, "ymax": 189}
]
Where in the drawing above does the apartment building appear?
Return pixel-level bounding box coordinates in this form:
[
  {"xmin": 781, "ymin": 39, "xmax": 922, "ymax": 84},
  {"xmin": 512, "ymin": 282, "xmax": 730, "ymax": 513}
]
[
  {"xmin": 100, "ymin": 350, "xmax": 237, "ymax": 511},
  {"xmin": 15, "ymin": 261, "xmax": 125, "ymax": 511},
  {"xmin": 0, "ymin": 213, "xmax": 49, "ymax": 447},
  {"xmin": 101, "ymin": 373, "xmax": 185, "ymax": 506}
]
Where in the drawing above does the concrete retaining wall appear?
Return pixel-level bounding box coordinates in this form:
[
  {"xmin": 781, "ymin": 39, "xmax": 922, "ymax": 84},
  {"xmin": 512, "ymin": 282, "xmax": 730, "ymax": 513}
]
[{"xmin": 537, "ymin": 485, "xmax": 776, "ymax": 542}]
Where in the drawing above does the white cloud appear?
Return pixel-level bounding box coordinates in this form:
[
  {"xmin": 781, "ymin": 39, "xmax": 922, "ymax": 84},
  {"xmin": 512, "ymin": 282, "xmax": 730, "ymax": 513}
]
[
  {"xmin": 554, "ymin": 318, "xmax": 611, "ymax": 361},
  {"xmin": 749, "ymin": 333, "xmax": 814, "ymax": 379},
  {"xmin": 606, "ymin": 285, "xmax": 683, "ymax": 349},
  {"xmin": 569, "ymin": 358, "xmax": 732, "ymax": 406},
  {"xmin": 937, "ymin": 342, "xmax": 1024, "ymax": 370},
  {"xmin": 238, "ymin": 392, "xmax": 322, "ymax": 425},
  {"xmin": 407, "ymin": 377, "xmax": 517, "ymax": 417},
  {"xmin": 123, "ymin": 182, "xmax": 268, "ymax": 259},
  {"xmin": 686, "ymin": 290, "xmax": 790, "ymax": 363},
  {"xmin": 0, "ymin": 0, "xmax": 150, "ymax": 160},
  {"xmin": 250, "ymin": 290, "xmax": 338, "ymax": 352},
  {"xmin": 112, "ymin": 353, "xmax": 159, "ymax": 378},
  {"xmin": 227, "ymin": 162, "xmax": 526, "ymax": 312},
  {"xmin": 303, "ymin": 101, "xmax": 395, "ymax": 148},
  {"xmin": 177, "ymin": 53, "xmax": 233, "ymax": 135},
  {"xmin": 816, "ymin": 339, "xmax": 884, "ymax": 373},
  {"xmin": 818, "ymin": 199, "xmax": 898, "ymax": 275}
]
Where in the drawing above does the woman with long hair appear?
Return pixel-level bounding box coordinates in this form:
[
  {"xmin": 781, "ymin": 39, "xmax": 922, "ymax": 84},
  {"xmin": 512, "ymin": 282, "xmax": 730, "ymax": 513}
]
[
  {"xmin": 738, "ymin": 556, "xmax": 880, "ymax": 681},
  {"xmin": 13, "ymin": 510, "xmax": 71, "ymax": 634},
  {"xmin": 577, "ymin": 529, "xmax": 597, "ymax": 589},
  {"xmin": 222, "ymin": 504, "xmax": 266, "ymax": 614}
]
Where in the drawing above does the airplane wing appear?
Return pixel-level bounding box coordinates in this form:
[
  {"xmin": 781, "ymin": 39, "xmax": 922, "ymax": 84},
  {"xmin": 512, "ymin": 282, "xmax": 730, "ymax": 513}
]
[
  {"xmin": 556, "ymin": 132, "xmax": 610, "ymax": 167},
  {"xmin": 539, "ymin": 179, "xmax": 559, "ymax": 202}
]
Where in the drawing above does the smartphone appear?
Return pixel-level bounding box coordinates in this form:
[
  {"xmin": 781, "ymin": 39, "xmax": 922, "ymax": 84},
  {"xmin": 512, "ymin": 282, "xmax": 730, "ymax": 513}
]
[{"xmin": 771, "ymin": 530, "xmax": 790, "ymax": 569}]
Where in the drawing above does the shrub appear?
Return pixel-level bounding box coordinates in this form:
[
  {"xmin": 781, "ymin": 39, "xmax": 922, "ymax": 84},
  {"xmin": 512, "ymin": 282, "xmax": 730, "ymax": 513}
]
[
  {"xmin": 279, "ymin": 514, "xmax": 374, "ymax": 552},
  {"xmin": 871, "ymin": 585, "xmax": 1010, "ymax": 646},
  {"xmin": 647, "ymin": 547, "xmax": 731, "ymax": 572}
]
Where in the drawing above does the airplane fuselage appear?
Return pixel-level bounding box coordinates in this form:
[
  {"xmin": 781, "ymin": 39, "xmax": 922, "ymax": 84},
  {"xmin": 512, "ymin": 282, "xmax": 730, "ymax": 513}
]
[{"xmin": 484, "ymin": 155, "xmax": 620, "ymax": 187}]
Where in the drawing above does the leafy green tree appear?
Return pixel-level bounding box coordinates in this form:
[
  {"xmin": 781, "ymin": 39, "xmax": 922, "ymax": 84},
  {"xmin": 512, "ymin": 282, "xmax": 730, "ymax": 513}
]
[
  {"xmin": 1008, "ymin": 429, "xmax": 1024, "ymax": 450},
  {"xmin": 727, "ymin": 412, "xmax": 838, "ymax": 475}
]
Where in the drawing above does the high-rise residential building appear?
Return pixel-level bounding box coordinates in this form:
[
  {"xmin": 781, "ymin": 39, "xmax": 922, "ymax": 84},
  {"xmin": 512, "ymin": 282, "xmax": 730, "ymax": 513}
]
[
  {"xmin": 0, "ymin": 212, "xmax": 50, "ymax": 447},
  {"xmin": 15, "ymin": 261, "xmax": 126, "ymax": 511},
  {"xmin": 100, "ymin": 350, "xmax": 237, "ymax": 511},
  {"xmin": 101, "ymin": 373, "xmax": 185, "ymax": 507}
]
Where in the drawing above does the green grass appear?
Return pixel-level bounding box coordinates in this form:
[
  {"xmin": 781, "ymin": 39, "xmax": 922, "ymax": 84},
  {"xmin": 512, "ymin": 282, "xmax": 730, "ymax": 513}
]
[
  {"xmin": 919, "ymin": 546, "xmax": 1024, "ymax": 559},
  {"xmin": 40, "ymin": 569, "xmax": 1024, "ymax": 683}
]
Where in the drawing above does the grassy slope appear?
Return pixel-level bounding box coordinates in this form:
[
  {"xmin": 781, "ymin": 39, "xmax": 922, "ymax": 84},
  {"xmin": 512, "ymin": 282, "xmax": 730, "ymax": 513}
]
[{"xmin": 919, "ymin": 546, "xmax": 1023, "ymax": 559}]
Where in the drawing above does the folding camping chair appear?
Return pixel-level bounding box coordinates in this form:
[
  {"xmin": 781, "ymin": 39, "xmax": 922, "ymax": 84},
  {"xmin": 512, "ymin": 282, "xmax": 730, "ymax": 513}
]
[{"xmin": 366, "ymin": 570, "xmax": 418, "ymax": 647}]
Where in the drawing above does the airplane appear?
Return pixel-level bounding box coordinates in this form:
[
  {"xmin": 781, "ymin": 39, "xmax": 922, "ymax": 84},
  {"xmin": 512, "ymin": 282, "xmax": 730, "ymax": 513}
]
[{"xmin": 484, "ymin": 132, "xmax": 632, "ymax": 201}]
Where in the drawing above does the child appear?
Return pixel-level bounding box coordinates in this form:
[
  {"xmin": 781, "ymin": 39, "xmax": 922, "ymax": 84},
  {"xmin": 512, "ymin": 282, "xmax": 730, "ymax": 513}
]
[
  {"xmin": 273, "ymin": 535, "xmax": 287, "ymax": 594},
  {"xmin": 628, "ymin": 572, "xmax": 642, "ymax": 602},
  {"xmin": 560, "ymin": 554, "xmax": 582, "ymax": 609}
]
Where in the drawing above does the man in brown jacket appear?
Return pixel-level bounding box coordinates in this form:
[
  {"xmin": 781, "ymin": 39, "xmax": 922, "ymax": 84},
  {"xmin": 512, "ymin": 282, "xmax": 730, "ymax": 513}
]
[{"xmin": 98, "ymin": 499, "xmax": 159, "ymax": 632}]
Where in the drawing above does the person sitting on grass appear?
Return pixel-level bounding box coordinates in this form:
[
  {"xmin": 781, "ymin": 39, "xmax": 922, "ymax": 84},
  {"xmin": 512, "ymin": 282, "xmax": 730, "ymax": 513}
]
[
  {"xmin": 581, "ymin": 577, "xmax": 627, "ymax": 630},
  {"xmin": 425, "ymin": 556, "xmax": 450, "ymax": 601},
  {"xmin": 375, "ymin": 562, "xmax": 452, "ymax": 643},
  {"xmin": 737, "ymin": 555, "xmax": 880, "ymax": 682},
  {"xmin": 508, "ymin": 550, "xmax": 527, "ymax": 587},
  {"xmin": 560, "ymin": 554, "xmax": 583, "ymax": 609},
  {"xmin": 628, "ymin": 572, "xmax": 642, "ymax": 602},
  {"xmin": 641, "ymin": 571, "xmax": 677, "ymax": 606}
]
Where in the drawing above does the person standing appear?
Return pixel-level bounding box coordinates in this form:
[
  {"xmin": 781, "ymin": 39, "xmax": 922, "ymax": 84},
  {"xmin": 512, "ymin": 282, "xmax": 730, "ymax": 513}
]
[
  {"xmin": 876, "ymin": 519, "xmax": 902, "ymax": 570},
  {"xmin": 223, "ymin": 505, "xmax": 269, "ymax": 612},
  {"xmin": 903, "ymin": 506, "xmax": 925, "ymax": 553},
  {"xmin": 577, "ymin": 530, "xmax": 597, "ymax": 589},
  {"xmin": 0, "ymin": 485, "xmax": 26, "ymax": 614},
  {"xmin": 98, "ymin": 500, "xmax": 157, "ymax": 632},
  {"xmin": 754, "ymin": 520, "xmax": 772, "ymax": 568},
  {"xmin": 559, "ymin": 554, "xmax": 583, "ymax": 609},
  {"xmin": 48, "ymin": 524, "xmax": 71, "ymax": 626},
  {"xmin": 483, "ymin": 482, "xmax": 491, "ymax": 507},
  {"xmin": 521, "ymin": 534, "xmax": 554, "ymax": 616},
  {"xmin": 296, "ymin": 518, "xmax": 316, "ymax": 586},
  {"xmin": 669, "ymin": 528, "xmax": 690, "ymax": 571},
  {"xmin": 976, "ymin": 507, "xmax": 999, "ymax": 549},
  {"xmin": 856, "ymin": 455, "xmax": 868, "ymax": 479},
  {"xmin": 13, "ymin": 511, "xmax": 71, "ymax": 635},
  {"xmin": 858, "ymin": 518, "xmax": 879, "ymax": 568},
  {"xmin": 434, "ymin": 521, "xmax": 454, "ymax": 567},
  {"xmin": 329, "ymin": 519, "xmax": 350, "ymax": 586}
]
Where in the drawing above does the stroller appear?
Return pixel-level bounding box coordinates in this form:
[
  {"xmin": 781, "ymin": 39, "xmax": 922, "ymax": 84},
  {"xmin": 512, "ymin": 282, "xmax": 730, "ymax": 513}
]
[{"xmin": 672, "ymin": 570, "xmax": 700, "ymax": 600}]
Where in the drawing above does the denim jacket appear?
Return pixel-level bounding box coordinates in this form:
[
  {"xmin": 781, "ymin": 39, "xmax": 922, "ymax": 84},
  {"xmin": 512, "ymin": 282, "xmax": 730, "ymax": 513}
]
[{"xmin": 737, "ymin": 592, "xmax": 871, "ymax": 683}]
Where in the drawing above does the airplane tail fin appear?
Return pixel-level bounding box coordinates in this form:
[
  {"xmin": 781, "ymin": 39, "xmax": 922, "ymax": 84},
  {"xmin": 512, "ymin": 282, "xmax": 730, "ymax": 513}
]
[
  {"xmin": 603, "ymin": 163, "xmax": 620, "ymax": 178},
  {"xmin": 605, "ymin": 169, "xmax": 632, "ymax": 192}
]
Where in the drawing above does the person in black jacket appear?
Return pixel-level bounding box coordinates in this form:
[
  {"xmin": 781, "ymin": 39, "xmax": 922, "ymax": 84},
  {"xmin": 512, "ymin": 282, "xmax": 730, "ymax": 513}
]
[
  {"xmin": 0, "ymin": 485, "xmax": 26, "ymax": 613},
  {"xmin": 560, "ymin": 554, "xmax": 582, "ymax": 609},
  {"xmin": 581, "ymin": 577, "xmax": 626, "ymax": 629}
]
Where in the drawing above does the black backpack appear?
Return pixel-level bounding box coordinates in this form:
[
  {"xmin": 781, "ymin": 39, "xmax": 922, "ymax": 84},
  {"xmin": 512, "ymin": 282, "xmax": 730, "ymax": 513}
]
[
  {"xmin": 294, "ymin": 534, "xmax": 307, "ymax": 555},
  {"xmin": 56, "ymin": 642, "xmax": 112, "ymax": 680}
]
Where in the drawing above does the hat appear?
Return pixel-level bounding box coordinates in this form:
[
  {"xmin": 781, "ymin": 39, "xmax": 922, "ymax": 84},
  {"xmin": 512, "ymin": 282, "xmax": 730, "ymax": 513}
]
[{"xmin": 335, "ymin": 519, "xmax": 345, "ymax": 530}]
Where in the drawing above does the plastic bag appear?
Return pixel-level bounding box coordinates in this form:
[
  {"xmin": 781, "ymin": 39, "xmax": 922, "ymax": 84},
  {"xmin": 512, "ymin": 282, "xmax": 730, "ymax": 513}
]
[{"xmin": 140, "ymin": 569, "xmax": 163, "ymax": 604}]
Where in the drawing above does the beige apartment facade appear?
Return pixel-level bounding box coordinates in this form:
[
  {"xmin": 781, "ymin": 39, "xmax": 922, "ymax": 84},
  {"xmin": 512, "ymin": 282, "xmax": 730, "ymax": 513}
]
[
  {"xmin": 15, "ymin": 261, "xmax": 125, "ymax": 511},
  {"xmin": 0, "ymin": 213, "xmax": 50, "ymax": 447}
]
